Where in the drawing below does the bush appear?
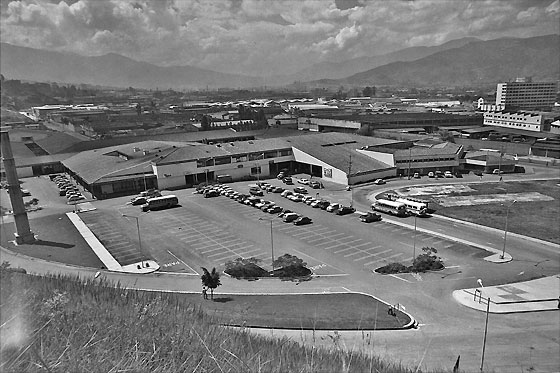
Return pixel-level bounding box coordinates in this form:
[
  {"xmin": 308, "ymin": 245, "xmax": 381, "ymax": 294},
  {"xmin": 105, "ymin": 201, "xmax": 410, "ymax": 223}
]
[
  {"xmin": 272, "ymin": 265, "xmax": 312, "ymax": 279},
  {"xmin": 224, "ymin": 257, "xmax": 268, "ymax": 279},
  {"xmin": 411, "ymin": 247, "xmax": 444, "ymax": 273},
  {"xmin": 376, "ymin": 262, "xmax": 409, "ymax": 274}
]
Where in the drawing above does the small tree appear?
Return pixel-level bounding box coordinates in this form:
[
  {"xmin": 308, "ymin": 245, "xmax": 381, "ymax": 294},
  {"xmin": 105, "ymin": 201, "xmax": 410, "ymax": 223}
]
[
  {"xmin": 412, "ymin": 247, "xmax": 444, "ymax": 273},
  {"xmin": 201, "ymin": 267, "xmax": 221, "ymax": 300},
  {"xmin": 273, "ymin": 254, "xmax": 306, "ymax": 269}
]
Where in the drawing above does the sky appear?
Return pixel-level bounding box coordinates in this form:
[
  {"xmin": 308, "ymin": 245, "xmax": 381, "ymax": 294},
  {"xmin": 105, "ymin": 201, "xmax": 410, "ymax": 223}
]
[{"xmin": 1, "ymin": 0, "xmax": 558, "ymax": 76}]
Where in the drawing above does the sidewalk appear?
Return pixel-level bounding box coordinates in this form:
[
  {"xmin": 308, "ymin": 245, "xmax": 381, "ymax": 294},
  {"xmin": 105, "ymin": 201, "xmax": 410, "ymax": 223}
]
[{"xmin": 452, "ymin": 275, "xmax": 560, "ymax": 313}]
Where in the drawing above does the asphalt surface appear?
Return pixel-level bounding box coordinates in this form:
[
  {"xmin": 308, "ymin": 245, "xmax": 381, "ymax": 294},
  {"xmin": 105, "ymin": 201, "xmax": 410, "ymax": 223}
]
[{"xmin": 1, "ymin": 166, "xmax": 559, "ymax": 373}]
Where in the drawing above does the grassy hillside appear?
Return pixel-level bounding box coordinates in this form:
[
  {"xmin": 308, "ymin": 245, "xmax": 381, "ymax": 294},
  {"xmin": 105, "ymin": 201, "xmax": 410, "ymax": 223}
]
[{"xmin": 0, "ymin": 266, "xmax": 440, "ymax": 373}]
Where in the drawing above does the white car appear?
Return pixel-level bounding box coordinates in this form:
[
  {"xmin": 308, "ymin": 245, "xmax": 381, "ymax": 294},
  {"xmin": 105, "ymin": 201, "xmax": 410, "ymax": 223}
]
[
  {"xmin": 326, "ymin": 203, "xmax": 341, "ymax": 212},
  {"xmin": 297, "ymin": 178, "xmax": 309, "ymax": 185},
  {"xmin": 373, "ymin": 179, "xmax": 386, "ymax": 185},
  {"xmin": 444, "ymin": 171, "xmax": 453, "ymax": 178}
]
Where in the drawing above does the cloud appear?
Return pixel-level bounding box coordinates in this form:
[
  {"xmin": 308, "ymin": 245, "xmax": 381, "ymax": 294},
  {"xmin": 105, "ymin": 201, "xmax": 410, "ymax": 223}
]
[{"xmin": 1, "ymin": 0, "xmax": 558, "ymax": 76}]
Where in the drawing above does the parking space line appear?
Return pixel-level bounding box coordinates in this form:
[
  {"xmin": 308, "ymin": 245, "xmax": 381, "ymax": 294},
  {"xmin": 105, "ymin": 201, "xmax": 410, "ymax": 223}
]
[
  {"xmin": 327, "ymin": 239, "xmax": 362, "ymax": 250},
  {"xmin": 343, "ymin": 250, "xmax": 364, "ymax": 258},
  {"xmin": 200, "ymin": 247, "xmax": 224, "ymax": 254},
  {"xmin": 351, "ymin": 242, "xmax": 373, "ymax": 250},
  {"xmin": 363, "ymin": 250, "xmax": 393, "ymax": 265},
  {"xmin": 333, "ymin": 246, "xmax": 355, "ymax": 254},
  {"xmin": 307, "ymin": 232, "xmax": 346, "ymax": 243},
  {"xmin": 353, "ymin": 254, "xmax": 375, "ymax": 261}
]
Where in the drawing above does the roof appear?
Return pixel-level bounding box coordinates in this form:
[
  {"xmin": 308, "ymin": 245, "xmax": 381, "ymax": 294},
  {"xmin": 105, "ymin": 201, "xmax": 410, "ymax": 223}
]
[
  {"xmin": 369, "ymin": 141, "xmax": 463, "ymax": 157},
  {"xmin": 283, "ymin": 133, "xmax": 397, "ymax": 175},
  {"xmin": 155, "ymin": 138, "xmax": 292, "ymax": 165},
  {"xmin": 62, "ymin": 141, "xmax": 181, "ymax": 184},
  {"xmin": 35, "ymin": 132, "xmax": 85, "ymax": 154}
]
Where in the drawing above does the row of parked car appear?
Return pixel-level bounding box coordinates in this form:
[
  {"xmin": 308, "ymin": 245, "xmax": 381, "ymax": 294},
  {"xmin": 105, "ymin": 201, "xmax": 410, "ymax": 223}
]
[
  {"xmin": 278, "ymin": 187, "xmax": 382, "ymax": 223},
  {"xmin": 196, "ymin": 184, "xmax": 313, "ymax": 225},
  {"xmin": 49, "ymin": 174, "xmax": 86, "ymax": 203}
]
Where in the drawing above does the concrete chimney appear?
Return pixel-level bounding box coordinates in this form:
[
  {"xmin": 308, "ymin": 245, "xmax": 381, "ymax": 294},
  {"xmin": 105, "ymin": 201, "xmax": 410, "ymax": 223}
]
[{"xmin": 1, "ymin": 131, "xmax": 35, "ymax": 244}]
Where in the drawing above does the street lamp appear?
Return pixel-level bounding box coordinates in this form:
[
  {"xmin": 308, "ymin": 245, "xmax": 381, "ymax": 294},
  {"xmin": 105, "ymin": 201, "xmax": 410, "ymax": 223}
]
[
  {"xmin": 122, "ymin": 214, "xmax": 145, "ymax": 268},
  {"xmin": 500, "ymin": 200, "xmax": 517, "ymax": 259},
  {"xmin": 259, "ymin": 217, "xmax": 274, "ymax": 275},
  {"xmin": 412, "ymin": 214, "xmax": 418, "ymax": 264}
]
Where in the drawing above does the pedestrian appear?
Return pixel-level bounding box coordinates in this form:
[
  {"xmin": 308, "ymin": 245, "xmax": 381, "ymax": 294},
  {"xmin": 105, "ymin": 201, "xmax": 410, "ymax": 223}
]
[
  {"xmin": 202, "ymin": 286, "xmax": 208, "ymax": 300},
  {"xmin": 499, "ymin": 176, "xmax": 503, "ymax": 182}
]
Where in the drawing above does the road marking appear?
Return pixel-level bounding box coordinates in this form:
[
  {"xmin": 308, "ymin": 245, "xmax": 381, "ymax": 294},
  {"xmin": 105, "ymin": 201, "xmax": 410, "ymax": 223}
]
[
  {"xmin": 166, "ymin": 250, "xmax": 198, "ymax": 275},
  {"xmin": 343, "ymin": 251, "xmax": 363, "ymax": 258},
  {"xmin": 333, "ymin": 246, "xmax": 355, "ymax": 254},
  {"xmin": 388, "ymin": 274, "xmax": 412, "ymax": 283}
]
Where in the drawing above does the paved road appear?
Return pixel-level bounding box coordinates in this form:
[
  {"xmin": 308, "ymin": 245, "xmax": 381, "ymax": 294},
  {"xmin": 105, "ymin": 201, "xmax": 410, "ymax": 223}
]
[{"xmin": 2, "ymin": 170, "xmax": 559, "ymax": 373}]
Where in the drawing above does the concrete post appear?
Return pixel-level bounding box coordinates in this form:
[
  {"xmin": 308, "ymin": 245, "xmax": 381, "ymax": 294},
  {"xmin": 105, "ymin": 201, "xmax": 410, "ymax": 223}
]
[{"xmin": 0, "ymin": 131, "xmax": 35, "ymax": 243}]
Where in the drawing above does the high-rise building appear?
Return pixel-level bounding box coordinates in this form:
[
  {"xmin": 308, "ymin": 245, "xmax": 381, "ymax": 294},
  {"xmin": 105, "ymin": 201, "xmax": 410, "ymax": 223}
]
[{"xmin": 496, "ymin": 77, "xmax": 557, "ymax": 111}]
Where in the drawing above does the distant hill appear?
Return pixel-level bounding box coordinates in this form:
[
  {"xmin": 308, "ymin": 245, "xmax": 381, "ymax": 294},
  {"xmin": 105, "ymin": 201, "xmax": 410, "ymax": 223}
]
[
  {"xmin": 289, "ymin": 37, "xmax": 481, "ymax": 81},
  {"xmin": 0, "ymin": 43, "xmax": 265, "ymax": 90},
  {"xmin": 339, "ymin": 34, "xmax": 560, "ymax": 87}
]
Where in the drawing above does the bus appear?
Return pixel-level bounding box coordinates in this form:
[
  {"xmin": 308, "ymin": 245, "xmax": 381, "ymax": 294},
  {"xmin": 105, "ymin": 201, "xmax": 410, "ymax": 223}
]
[
  {"xmin": 372, "ymin": 199, "xmax": 408, "ymax": 217},
  {"xmin": 395, "ymin": 198, "xmax": 428, "ymax": 216},
  {"xmin": 141, "ymin": 195, "xmax": 178, "ymax": 212},
  {"xmin": 386, "ymin": 193, "xmax": 430, "ymax": 215}
]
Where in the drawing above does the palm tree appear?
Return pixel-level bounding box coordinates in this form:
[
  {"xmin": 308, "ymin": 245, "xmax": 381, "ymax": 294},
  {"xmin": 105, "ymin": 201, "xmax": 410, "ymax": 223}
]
[{"xmin": 200, "ymin": 267, "xmax": 221, "ymax": 300}]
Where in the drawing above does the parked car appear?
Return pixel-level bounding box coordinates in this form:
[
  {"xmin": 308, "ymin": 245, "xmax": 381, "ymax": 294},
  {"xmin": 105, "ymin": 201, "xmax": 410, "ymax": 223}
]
[
  {"xmin": 297, "ymin": 178, "xmax": 309, "ymax": 185},
  {"xmin": 309, "ymin": 180, "xmax": 321, "ymax": 189},
  {"xmin": 280, "ymin": 190, "xmax": 293, "ymax": 198},
  {"xmin": 272, "ymin": 186, "xmax": 284, "ymax": 193},
  {"xmin": 492, "ymin": 169, "xmax": 504, "ymax": 175},
  {"xmin": 427, "ymin": 172, "xmax": 435, "ymax": 178},
  {"xmin": 359, "ymin": 212, "xmax": 382, "ymax": 223},
  {"xmin": 278, "ymin": 209, "xmax": 293, "ymax": 218},
  {"xmin": 68, "ymin": 194, "xmax": 85, "ymax": 202},
  {"xmin": 21, "ymin": 189, "xmax": 31, "ymax": 196},
  {"xmin": 317, "ymin": 200, "xmax": 331, "ymax": 210},
  {"xmin": 435, "ymin": 171, "xmax": 443, "ymax": 178},
  {"xmin": 288, "ymin": 194, "xmax": 304, "ymax": 202},
  {"xmin": 336, "ymin": 206, "xmax": 356, "ymax": 215},
  {"xmin": 326, "ymin": 203, "xmax": 341, "ymax": 212},
  {"xmin": 293, "ymin": 216, "xmax": 312, "ymax": 225},
  {"xmin": 204, "ymin": 190, "xmax": 220, "ymax": 198},
  {"xmin": 282, "ymin": 212, "xmax": 299, "ymax": 222},
  {"xmin": 267, "ymin": 206, "xmax": 283, "ymax": 214},
  {"xmin": 454, "ymin": 172, "xmax": 463, "ymax": 178},
  {"xmin": 277, "ymin": 172, "xmax": 286, "ymax": 180},
  {"xmin": 373, "ymin": 178, "xmax": 386, "ymax": 185},
  {"xmin": 131, "ymin": 196, "xmax": 147, "ymax": 205},
  {"xmin": 444, "ymin": 171, "xmax": 453, "ymax": 178},
  {"xmin": 310, "ymin": 200, "xmax": 322, "ymax": 208},
  {"xmin": 293, "ymin": 187, "xmax": 308, "ymax": 194},
  {"xmin": 413, "ymin": 173, "xmax": 420, "ymax": 179},
  {"xmin": 249, "ymin": 187, "xmax": 264, "ymax": 196},
  {"xmin": 282, "ymin": 177, "xmax": 293, "ymax": 184}
]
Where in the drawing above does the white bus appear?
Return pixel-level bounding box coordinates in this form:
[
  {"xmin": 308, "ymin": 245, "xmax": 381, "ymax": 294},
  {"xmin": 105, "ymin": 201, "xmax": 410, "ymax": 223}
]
[
  {"xmin": 372, "ymin": 199, "xmax": 408, "ymax": 217},
  {"xmin": 141, "ymin": 195, "xmax": 178, "ymax": 212},
  {"xmin": 396, "ymin": 198, "xmax": 428, "ymax": 216}
]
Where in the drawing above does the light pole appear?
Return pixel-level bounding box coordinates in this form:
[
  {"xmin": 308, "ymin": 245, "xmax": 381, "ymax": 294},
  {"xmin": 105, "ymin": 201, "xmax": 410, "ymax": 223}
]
[
  {"xmin": 122, "ymin": 214, "xmax": 145, "ymax": 267},
  {"xmin": 412, "ymin": 214, "xmax": 418, "ymax": 264},
  {"xmin": 480, "ymin": 296, "xmax": 491, "ymax": 372},
  {"xmin": 501, "ymin": 200, "xmax": 517, "ymax": 259},
  {"xmin": 259, "ymin": 217, "xmax": 274, "ymax": 275}
]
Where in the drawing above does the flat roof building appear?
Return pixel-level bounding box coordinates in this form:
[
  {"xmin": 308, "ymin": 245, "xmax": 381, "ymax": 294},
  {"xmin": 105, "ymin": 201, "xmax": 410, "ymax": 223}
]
[{"xmin": 496, "ymin": 78, "xmax": 557, "ymax": 111}]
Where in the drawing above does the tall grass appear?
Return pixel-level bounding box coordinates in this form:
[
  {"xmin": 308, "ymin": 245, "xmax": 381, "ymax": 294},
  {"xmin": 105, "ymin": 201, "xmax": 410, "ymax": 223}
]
[{"xmin": 0, "ymin": 269, "xmax": 444, "ymax": 373}]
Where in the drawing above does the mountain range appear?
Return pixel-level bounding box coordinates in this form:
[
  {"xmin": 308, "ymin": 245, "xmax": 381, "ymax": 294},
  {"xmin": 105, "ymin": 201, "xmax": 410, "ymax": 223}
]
[{"xmin": 1, "ymin": 34, "xmax": 558, "ymax": 90}]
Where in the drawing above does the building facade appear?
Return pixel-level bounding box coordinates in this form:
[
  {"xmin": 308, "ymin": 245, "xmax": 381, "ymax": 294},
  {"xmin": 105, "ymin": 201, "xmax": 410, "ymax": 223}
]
[
  {"xmin": 496, "ymin": 79, "xmax": 557, "ymax": 111},
  {"xmin": 483, "ymin": 111, "xmax": 544, "ymax": 132}
]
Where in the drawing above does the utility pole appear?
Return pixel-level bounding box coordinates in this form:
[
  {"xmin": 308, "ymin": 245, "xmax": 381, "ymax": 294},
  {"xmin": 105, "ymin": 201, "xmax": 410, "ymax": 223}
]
[
  {"xmin": 408, "ymin": 147, "xmax": 412, "ymax": 179},
  {"xmin": 348, "ymin": 154, "xmax": 353, "ymax": 207},
  {"xmin": 480, "ymin": 297, "xmax": 491, "ymax": 372},
  {"xmin": 501, "ymin": 200, "xmax": 517, "ymax": 259}
]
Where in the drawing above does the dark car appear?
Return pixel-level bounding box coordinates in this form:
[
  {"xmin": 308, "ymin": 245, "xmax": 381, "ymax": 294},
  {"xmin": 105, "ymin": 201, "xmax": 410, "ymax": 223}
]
[
  {"xmin": 293, "ymin": 187, "xmax": 308, "ymax": 194},
  {"xmin": 317, "ymin": 200, "xmax": 331, "ymax": 210},
  {"xmin": 336, "ymin": 206, "xmax": 356, "ymax": 215},
  {"xmin": 293, "ymin": 216, "xmax": 312, "ymax": 225},
  {"xmin": 282, "ymin": 212, "xmax": 299, "ymax": 222},
  {"xmin": 360, "ymin": 212, "xmax": 382, "ymax": 223},
  {"xmin": 283, "ymin": 177, "xmax": 293, "ymax": 185}
]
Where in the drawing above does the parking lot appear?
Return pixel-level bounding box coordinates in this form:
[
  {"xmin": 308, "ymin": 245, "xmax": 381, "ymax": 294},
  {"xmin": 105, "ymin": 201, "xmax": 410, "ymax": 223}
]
[{"xmin": 105, "ymin": 178, "xmax": 464, "ymax": 278}]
